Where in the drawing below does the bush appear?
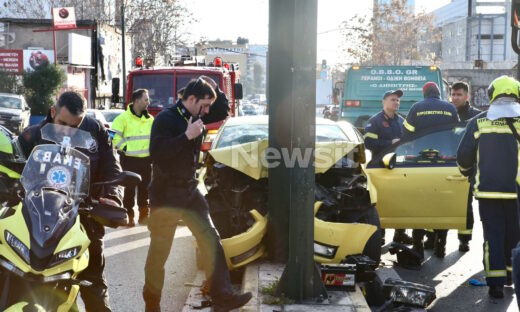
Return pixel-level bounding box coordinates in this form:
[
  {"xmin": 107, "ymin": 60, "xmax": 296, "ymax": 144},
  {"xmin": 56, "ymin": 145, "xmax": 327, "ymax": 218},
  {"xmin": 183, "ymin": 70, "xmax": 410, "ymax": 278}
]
[{"xmin": 22, "ymin": 63, "xmax": 65, "ymax": 115}]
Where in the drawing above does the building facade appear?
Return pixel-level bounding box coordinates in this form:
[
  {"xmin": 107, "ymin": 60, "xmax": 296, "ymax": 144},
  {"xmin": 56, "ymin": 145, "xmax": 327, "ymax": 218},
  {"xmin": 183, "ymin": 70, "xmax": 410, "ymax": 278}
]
[{"xmin": 0, "ymin": 18, "xmax": 131, "ymax": 108}]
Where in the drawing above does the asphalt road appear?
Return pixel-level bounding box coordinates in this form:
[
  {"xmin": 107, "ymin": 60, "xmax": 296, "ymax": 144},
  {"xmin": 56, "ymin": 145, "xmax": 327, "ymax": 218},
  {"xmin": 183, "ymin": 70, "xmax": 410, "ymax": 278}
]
[
  {"xmin": 77, "ymin": 224, "xmax": 197, "ymax": 312},
  {"xmin": 381, "ymin": 199, "xmax": 520, "ymax": 311}
]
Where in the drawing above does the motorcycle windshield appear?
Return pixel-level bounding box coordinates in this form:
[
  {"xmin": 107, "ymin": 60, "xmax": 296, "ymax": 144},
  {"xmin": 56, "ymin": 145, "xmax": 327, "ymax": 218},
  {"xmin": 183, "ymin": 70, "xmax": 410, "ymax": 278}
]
[{"xmin": 20, "ymin": 125, "xmax": 91, "ymax": 248}]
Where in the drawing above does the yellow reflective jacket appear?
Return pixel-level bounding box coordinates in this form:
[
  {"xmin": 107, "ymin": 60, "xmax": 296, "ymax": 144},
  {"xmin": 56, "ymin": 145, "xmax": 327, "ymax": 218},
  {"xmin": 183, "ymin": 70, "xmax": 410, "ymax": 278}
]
[{"xmin": 111, "ymin": 104, "xmax": 154, "ymax": 157}]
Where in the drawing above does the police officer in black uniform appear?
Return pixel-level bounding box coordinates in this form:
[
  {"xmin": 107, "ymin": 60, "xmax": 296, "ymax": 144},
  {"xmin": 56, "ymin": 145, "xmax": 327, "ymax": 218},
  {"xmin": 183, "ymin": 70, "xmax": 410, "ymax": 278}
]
[
  {"xmin": 403, "ymin": 82, "xmax": 459, "ymax": 259},
  {"xmin": 18, "ymin": 91, "xmax": 122, "ymax": 312},
  {"xmin": 364, "ymin": 89, "xmax": 412, "ymax": 245},
  {"xmin": 143, "ymin": 78, "xmax": 251, "ymax": 312},
  {"xmin": 449, "ymin": 81, "xmax": 481, "ymax": 252}
]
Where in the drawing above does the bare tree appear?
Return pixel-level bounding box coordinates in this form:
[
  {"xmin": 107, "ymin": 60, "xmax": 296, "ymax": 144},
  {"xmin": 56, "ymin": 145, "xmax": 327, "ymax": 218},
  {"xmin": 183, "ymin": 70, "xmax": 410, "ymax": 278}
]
[
  {"xmin": 340, "ymin": 0, "xmax": 439, "ymax": 66},
  {"xmin": 124, "ymin": 0, "xmax": 194, "ymax": 64}
]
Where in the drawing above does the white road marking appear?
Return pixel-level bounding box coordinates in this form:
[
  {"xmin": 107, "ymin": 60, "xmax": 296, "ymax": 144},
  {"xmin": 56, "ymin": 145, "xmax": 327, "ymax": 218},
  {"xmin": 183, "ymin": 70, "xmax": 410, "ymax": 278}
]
[{"xmin": 104, "ymin": 226, "xmax": 193, "ymax": 258}]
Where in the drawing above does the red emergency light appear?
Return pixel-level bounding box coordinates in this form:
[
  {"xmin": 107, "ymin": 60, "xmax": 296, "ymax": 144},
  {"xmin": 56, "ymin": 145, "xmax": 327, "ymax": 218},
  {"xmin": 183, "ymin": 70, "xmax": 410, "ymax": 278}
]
[
  {"xmin": 214, "ymin": 57, "xmax": 223, "ymax": 67},
  {"xmin": 136, "ymin": 56, "xmax": 143, "ymax": 67},
  {"xmin": 223, "ymin": 63, "xmax": 230, "ymax": 70}
]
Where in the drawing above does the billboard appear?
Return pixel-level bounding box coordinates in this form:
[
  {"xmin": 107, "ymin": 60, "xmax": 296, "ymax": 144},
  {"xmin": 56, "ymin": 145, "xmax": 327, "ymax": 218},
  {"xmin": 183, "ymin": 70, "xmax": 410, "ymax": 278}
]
[
  {"xmin": 53, "ymin": 7, "xmax": 77, "ymax": 30},
  {"xmin": 68, "ymin": 33, "xmax": 91, "ymax": 66},
  {"xmin": 0, "ymin": 49, "xmax": 23, "ymax": 74},
  {"xmin": 23, "ymin": 49, "xmax": 55, "ymax": 72}
]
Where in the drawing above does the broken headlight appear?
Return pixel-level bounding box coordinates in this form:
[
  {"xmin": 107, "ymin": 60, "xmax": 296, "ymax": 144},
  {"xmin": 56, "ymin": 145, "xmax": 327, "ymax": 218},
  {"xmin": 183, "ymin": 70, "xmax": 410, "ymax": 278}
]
[
  {"xmin": 313, "ymin": 241, "xmax": 337, "ymax": 259},
  {"xmin": 383, "ymin": 278, "xmax": 436, "ymax": 308}
]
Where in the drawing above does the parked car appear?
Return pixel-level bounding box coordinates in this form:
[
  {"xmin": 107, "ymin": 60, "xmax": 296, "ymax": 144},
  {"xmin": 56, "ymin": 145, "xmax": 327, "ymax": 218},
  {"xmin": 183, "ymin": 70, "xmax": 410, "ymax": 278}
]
[
  {"xmin": 240, "ymin": 104, "xmax": 259, "ymax": 116},
  {"xmin": 100, "ymin": 109, "xmax": 124, "ymax": 128},
  {"xmin": 86, "ymin": 109, "xmax": 110, "ymax": 128},
  {"xmin": 201, "ymin": 116, "xmax": 379, "ymax": 269},
  {"xmin": 0, "ymin": 93, "xmax": 30, "ymax": 134}
]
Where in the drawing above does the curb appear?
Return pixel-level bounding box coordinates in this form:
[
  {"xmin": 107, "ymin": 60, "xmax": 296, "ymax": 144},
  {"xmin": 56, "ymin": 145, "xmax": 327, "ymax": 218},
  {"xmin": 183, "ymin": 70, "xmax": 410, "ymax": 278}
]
[
  {"xmin": 240, "ymin": 263, "xmax": 260, "ymax": 312},
  {"xmin": 182, "ymin": 271, "xmax": 209, "ymax": 312}
]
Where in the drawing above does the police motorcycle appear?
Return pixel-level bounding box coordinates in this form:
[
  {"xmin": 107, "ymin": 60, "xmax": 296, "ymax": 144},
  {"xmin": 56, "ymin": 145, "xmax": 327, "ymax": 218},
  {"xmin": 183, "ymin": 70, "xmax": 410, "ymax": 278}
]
[{"xmin": 0, "ymin": 124, "xmax": 140, "ymax": 311}]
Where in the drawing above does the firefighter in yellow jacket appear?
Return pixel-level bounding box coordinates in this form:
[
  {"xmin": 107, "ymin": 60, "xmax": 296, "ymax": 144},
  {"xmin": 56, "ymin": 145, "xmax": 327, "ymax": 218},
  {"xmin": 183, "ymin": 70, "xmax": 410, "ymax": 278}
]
[{"xmin": 112, "ymin": 89, "xmax": 154, "ymax": 225}]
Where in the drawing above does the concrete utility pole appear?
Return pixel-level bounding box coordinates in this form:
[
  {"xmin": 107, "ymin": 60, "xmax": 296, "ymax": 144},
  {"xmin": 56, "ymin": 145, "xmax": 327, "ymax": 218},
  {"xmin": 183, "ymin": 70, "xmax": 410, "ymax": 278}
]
[
  {"xmin": 267, "ymin": 0, "xmax": 327, "ymax": 301},
  {"xmin": 121, "ymin": 0, "xmax": 126, "ymax": 103}
]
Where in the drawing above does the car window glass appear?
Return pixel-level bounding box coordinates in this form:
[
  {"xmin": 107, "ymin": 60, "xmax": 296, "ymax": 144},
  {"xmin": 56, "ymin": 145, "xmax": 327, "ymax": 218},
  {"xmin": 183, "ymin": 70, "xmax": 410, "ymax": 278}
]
[
  {"xmin": 393, "ymin": 126, "xmax": 466, "ymax": 166},
  {"xmin": 133, "ymin": 74, "xmax": 174, "ymax": 108},
  {"xmin": 0, "ymin": 96, "xmax": 21, "ymax": 109},
  {"xmin": 316, "ymin": 125, "xmax": 347, "ymax": 142},
  {"xmin": 216, "ymin": 124, "xmax": 348, "ymax": 148}
]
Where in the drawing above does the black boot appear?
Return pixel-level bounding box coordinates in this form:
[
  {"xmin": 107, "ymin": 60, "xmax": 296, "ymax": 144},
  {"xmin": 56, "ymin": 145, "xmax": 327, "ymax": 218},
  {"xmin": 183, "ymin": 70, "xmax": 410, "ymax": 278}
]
[
  {"xmin": 393, "ymin": 229, "xmax": 413, "ymax": 245},
  {"xmin": 412, "ymin": 230, "xmax": 424, "ymax": 260},
  {"xmin": 488, "ymin": 285, "xmax": 504, "ymax": 299},
  {"xmin": 424, "ymin": 231, "xmax": 435, "ymax": 250},
  {"xmin": 458, "ymin": 234, "xmax": 470, "ymax": 252},
  {"xmin": 213, "ymin": 292, "xmax": 252, "ymax": 312},
  {"xmin": 433, "ymin": 232, "xmax": 446, "ymax": 258}
]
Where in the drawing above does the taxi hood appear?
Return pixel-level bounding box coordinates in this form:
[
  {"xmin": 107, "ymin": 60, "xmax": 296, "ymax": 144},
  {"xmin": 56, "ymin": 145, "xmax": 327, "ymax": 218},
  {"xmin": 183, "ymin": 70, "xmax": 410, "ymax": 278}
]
[{"xmin": 209, "ymin": 139, "xmax": 360, "ymax": 180}]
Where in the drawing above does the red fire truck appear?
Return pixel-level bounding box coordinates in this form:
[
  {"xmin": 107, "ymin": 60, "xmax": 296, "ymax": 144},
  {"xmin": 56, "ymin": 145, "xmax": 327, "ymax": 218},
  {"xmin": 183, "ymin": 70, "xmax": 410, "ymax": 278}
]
[
  {"xmin": 125, "ymin": 56, "xmax": 242, "ymax": 117},
  {"xmin": 125, "ymin": 56, "xmax": 242, "ymax": 151}
]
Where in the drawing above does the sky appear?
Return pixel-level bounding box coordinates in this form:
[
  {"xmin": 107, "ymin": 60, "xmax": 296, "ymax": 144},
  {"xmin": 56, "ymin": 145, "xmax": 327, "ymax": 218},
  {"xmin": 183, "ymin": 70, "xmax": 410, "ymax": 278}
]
[{"xmin": 181, "ymin": 0, "xmax": 452, "ymax": 66}]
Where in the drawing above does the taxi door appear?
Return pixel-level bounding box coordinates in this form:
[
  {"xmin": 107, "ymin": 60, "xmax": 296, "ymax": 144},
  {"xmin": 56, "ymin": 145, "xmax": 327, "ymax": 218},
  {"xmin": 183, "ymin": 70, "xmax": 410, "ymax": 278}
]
[{"xmin": 364, "ymin": 124, "xmax": 470, "ymax": 230}]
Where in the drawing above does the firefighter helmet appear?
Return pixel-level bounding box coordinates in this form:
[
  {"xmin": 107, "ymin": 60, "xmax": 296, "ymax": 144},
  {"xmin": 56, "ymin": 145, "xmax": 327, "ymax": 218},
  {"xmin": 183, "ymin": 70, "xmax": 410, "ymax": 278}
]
[{"xmin": 487, "ymin": 75, "xmax": 520, "ymax": 103}]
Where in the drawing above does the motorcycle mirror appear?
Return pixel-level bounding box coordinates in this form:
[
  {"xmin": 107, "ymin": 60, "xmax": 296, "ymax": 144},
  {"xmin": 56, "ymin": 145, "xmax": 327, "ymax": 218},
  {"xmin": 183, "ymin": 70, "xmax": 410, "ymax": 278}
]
[{"xmin": 93, "ymin": 171, "xmax": 142, "ymax": 188}]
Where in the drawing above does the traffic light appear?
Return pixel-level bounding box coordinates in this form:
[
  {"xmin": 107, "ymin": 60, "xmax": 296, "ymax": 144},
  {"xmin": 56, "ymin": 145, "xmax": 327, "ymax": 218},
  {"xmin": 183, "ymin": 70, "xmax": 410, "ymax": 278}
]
[{"xmin": 321, "ymin": 59, "xmax": 327, "ymax": 70}]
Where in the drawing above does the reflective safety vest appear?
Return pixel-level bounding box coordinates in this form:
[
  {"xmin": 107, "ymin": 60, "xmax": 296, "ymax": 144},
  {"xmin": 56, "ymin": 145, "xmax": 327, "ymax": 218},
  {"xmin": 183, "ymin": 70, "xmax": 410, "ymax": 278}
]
[{"xmin": 111, "ymin": 104, "xmax": 154, "ymax": 158}]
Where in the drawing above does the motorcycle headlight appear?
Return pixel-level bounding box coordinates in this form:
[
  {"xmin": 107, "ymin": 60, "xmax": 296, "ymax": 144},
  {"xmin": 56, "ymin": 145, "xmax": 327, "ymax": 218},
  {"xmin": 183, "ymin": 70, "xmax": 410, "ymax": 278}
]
[
  {"xmin": 49, "ymin": 246, "xmax": 81, "ymax": 267},
  {"xmin": 384, "ymin": 278, "xmax": 436, "ymax": 308},
  {"xmin": 313, "ymin": 242, "xmax": 337, "ymax": 259},
  {"xmin": 5, "ymin": 230, "xmax": 30, "ymax": 264}
]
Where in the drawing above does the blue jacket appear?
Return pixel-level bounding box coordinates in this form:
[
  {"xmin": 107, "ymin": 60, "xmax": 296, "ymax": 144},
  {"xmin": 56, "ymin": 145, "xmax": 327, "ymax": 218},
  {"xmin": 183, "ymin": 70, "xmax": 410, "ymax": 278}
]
[
  {"xmin": 364, "ymin": 110, "xmax": 404, "ymax": 156},
  {"xmin": 403, "ymin": 96, "xmax": 459, "ymax": 138},
  {"xmin": 457, "ymin": 102, "xmax": 481, "ymax": 122},
  {"xmin": 457, "ymin": 108, "xmax": 520, "ymax": 199}
]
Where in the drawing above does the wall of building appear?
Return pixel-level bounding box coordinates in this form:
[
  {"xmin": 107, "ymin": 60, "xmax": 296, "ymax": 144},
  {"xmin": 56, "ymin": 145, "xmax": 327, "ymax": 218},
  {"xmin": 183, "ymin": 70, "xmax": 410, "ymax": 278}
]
[{"xmin": 444, "ymin": 68, "xmax": 515, "ymax": 108}]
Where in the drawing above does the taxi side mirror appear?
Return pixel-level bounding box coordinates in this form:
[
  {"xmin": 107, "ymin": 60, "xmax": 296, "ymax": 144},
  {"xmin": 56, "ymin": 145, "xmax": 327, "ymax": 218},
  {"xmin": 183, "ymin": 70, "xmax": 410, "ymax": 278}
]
[{"xmin": 382, "ymin": 152, "xmax": 396, "ymax": 169}]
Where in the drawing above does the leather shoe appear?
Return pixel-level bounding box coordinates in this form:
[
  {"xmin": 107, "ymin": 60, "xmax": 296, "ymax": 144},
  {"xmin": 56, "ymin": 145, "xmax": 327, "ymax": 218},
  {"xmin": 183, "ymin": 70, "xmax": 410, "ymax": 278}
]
[
  {"xmin": 488, "ymin": 285, "xmax": 504, "ymax": 299},
  {"xmin": 213, "ymin": 292, "xmax": 252, "ymax": 312}
]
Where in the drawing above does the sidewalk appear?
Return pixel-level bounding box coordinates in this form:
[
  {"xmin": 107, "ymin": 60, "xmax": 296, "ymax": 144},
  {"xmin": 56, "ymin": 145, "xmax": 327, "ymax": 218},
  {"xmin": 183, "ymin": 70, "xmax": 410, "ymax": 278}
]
[{"xmin": 182, "ymin": 261, "xmax": 371, "ymax": 312}]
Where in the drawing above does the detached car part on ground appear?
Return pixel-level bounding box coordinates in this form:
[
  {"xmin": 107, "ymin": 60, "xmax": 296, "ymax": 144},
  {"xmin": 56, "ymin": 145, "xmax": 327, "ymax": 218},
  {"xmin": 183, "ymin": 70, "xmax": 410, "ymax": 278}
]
[{"xmin": 199, "ymin": 116, "xmax": 380, "ymax": 270}]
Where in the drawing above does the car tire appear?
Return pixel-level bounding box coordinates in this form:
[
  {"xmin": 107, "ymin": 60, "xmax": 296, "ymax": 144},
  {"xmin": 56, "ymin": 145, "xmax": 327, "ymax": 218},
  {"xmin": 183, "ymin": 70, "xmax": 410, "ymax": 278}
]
[{"xmin": 342, "ymin": 205, "xmax": 382, "ymax": 263}]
